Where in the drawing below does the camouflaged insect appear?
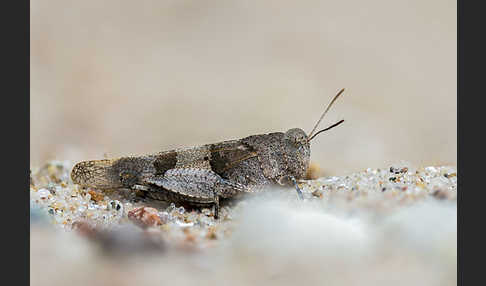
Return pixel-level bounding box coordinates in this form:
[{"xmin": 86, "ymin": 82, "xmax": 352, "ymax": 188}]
[{"xmin": 71, "ymin": 89, "xmax": 346, "ymax": 218}]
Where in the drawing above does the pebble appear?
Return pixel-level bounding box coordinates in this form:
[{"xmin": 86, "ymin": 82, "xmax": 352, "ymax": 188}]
[{"xmin": 128, "ymin": 207, "xmax": 164, "ymax": 228}]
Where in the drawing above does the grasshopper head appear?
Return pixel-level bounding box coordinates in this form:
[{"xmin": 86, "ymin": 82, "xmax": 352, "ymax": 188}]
[
  {"xmin": 282, "ymin": 88, "xmax": 346, "ymax": 180},
  {"xmin": 284, "ymin": 128, "xmax": 311, "ymax": 178}
]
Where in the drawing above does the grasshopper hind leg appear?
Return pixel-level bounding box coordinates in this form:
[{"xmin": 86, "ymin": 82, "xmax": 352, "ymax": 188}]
[{"xmin": 142, "ymin": 168, "xmax": 248, "ymax": 219}]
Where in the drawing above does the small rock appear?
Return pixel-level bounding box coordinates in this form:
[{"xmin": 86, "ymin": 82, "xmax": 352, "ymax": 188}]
[
  {"xmin": 109, "ymin": 200, "xmax": 123, "ymax": 212},
  {"xmin": 444, "ymin": 172, "xmax": 457, "ymax": 178},
  {"xmin": 206, "ymin": 226, "xmax": 218, "ymax": 240},
  {"xmin": 128, "ymin": 207, "xmax": 164, "ymax": 228},
  {"xmin": 312, "ymin": 189, "xmax": 324, "ymax": 198},
  {"xmin": 88, "ymin": 190, "xmax": 105, "ymax": 202},
  {"xmin": 432, "ymin": 189, "xmax": 449, "ymax": 200}
]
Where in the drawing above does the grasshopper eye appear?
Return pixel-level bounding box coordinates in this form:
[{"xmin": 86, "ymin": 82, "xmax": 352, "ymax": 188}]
[
  {"xmin": 296, "ymin": 135, "xmax": 306, "ymax": 145},
  {"xmin": 284, "ymin": 128, "xmax": 308, "ymax": 148}
]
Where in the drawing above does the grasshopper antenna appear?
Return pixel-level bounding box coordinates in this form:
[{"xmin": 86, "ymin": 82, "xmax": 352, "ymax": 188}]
[
  {"xmin": 307, "ymin": 119, "xmax": 345, "ymax": 142},
  {"xmin": 307, "ymin": 88, "xmax": 345, "ymax": 141}
]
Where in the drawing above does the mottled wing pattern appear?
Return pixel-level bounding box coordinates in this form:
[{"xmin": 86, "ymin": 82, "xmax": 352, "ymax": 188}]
[
  {"xmin": 71, "ymin": 156, "xmax": 159, "ymax": 189},
  {"xmin": 153, "ymin": 139, "xmax": 261, "ymax": 179},
  {"xmin": 71, "ymin": 134, "xmax": 282, "ymax": 197},
  {"xmin": 209, "ymin": 139, "xmax": 270, "ymax": 190},
  {"xmin": 71, "ymin": 159, "xmax": 119, "ymax": 188}
]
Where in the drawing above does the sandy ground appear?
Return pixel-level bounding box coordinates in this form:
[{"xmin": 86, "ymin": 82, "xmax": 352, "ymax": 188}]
[{"xmin": 30, "ymin": 161, "xmax": 456, "ymax": 286}]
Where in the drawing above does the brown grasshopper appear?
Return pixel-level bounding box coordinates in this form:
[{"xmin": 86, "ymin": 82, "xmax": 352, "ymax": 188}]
[{"xmin": 71, "ymin": 89, "xmax": 345, "ymax": 218}]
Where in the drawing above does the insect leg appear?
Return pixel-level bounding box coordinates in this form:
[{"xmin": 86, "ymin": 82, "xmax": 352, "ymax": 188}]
[
  {"xmin": 212, "ymin": 195, "xmax": 220, "ymax": 219},
  {"xmin": 289, "ymin": 176, "xmax": 304, "ymax": 200},
  {"xmin": 278, "ymin": 175, "xmax": 304, "ymax": 200},
  {"xmin": 145, "ymin": 168, "xmax": 240, "ymax": 215},
  {"xmin": 145, "ymin": 168, "xmax": 220, "ymax": 198}
]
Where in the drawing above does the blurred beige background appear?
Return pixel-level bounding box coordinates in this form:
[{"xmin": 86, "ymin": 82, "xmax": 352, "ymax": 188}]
[{"xmin": 30, "ymin": 0, "xmax": 456, "ymax": 175}]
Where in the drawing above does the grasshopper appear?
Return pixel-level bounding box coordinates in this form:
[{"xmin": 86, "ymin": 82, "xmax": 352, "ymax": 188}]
[{"xmin": 71, "ymin": 89, "xmax": 345, "ymax": 218}]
